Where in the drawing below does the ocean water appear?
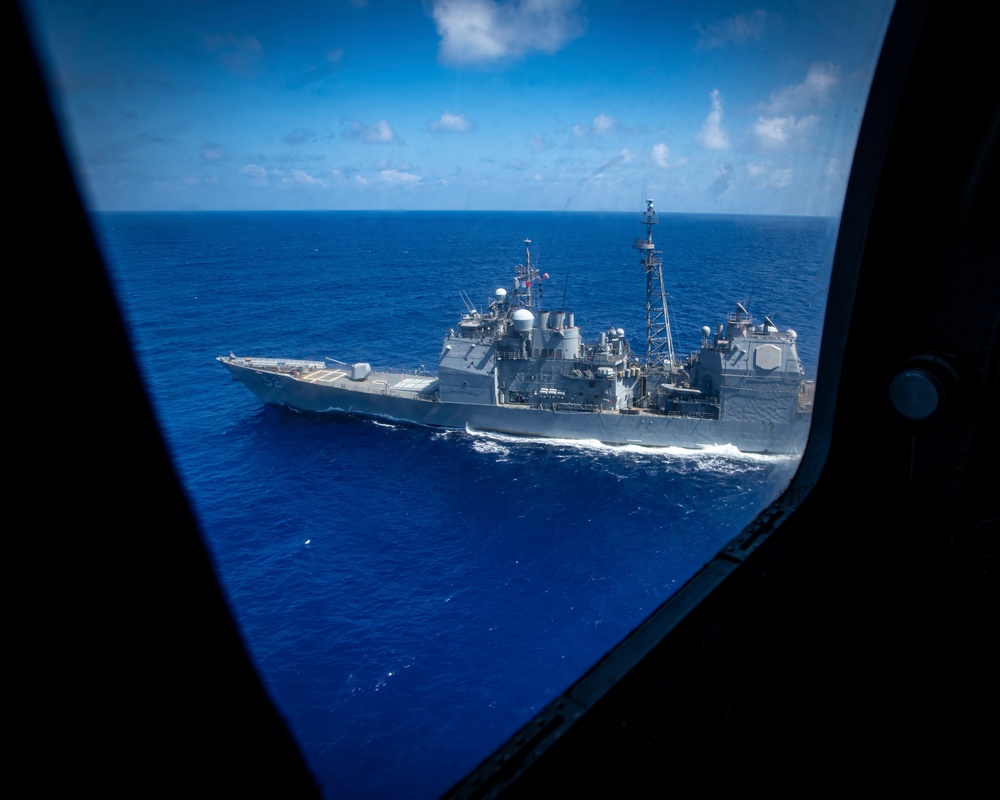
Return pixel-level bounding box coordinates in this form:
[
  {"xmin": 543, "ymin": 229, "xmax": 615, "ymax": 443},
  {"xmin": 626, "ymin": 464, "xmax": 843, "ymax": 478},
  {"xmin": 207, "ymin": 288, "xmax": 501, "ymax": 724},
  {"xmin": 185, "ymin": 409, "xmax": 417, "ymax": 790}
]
[{"xmin": 93, "ymin": 210, "xmax": 835, "ymax": 799}]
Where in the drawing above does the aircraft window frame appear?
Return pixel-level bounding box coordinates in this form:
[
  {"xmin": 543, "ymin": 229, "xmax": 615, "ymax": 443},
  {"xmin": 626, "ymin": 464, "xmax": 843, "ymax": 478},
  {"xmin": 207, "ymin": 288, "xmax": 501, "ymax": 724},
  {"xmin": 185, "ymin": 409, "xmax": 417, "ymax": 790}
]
[{"xmin": 13, "ymin": 2, "xmax": 931, "ymax": 798}]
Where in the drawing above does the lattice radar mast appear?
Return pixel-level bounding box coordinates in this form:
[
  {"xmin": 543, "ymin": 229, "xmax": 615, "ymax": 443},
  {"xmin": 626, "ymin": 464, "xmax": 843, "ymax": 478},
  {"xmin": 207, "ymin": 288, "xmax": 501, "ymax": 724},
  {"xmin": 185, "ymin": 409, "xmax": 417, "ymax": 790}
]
[{"xmin": 632, "ymin": 199, "xmax": 676, "ymax": 371}]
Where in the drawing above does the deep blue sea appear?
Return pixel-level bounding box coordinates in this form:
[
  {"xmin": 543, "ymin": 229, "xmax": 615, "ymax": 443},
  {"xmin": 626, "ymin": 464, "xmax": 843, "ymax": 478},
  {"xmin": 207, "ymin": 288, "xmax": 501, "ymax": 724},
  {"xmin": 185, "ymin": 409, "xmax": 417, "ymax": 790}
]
[{"xmin": 93, "ymin": 210, "xmax": 836, "ymax": 799}]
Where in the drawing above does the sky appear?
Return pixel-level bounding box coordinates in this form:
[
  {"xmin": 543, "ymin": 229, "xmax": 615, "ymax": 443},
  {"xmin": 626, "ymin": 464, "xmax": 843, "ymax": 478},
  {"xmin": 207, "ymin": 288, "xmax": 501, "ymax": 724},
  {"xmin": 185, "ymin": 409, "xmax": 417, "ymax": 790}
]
[{"xmin": 23, "ymin": 0, "xmax": 895, "ymax": 215}]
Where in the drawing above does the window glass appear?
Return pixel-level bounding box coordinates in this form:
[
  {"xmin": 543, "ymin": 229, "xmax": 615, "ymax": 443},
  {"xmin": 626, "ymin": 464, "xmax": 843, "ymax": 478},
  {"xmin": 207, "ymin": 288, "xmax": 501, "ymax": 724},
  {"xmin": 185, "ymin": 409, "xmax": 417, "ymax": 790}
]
[{"xmin": 21, "ymin": 2, "xmax": 894, "ymax": 797}]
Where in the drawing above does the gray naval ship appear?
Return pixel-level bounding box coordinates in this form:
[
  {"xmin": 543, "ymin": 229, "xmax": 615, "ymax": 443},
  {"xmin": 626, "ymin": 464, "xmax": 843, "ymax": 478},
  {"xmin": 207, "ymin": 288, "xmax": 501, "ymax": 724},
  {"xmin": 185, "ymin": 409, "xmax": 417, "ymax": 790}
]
[{"xmin": 218, "ymin": 201, "xmax": 815, "ymax": 454}]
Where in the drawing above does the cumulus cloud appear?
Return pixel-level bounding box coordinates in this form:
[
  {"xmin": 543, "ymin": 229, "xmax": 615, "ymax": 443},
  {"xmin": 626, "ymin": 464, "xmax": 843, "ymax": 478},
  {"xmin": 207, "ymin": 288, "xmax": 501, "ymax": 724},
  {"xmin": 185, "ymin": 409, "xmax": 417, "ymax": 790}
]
[
  {"xmin": 696, "ymin": 89, "xmax": 730, "ymax": 150},
  {"xmin": 573, "ymin": 114, "xmax": 617, "ymax": 138},
  {"xmin": 429, "ymin": 111, "xmax": 475, "ymax": 133},
  {"xmin": 747, "ymin": 161, "xmax": 795, "ymax": 189},
  {"xmin": 239, "ymin": 163, "xmax": 331, "ymax": 189},
  {"xmin": 748, "ymin": 65, "xmax": 833, "ymax": 152},
  {"xmin": 752, "ymin": 113, "xmax": 818, "ymax": 150},
  {"xmin": 593, "ymin": 114, "xmax": 616, "ymax": 135},
  {"xmin": 340, "ymin": 118, "xmax": 400, "ymax": 143},
  {"xmin": 432, "ymin": 0, "xmax": 584, "ymax": 65},
  {"xmin": 696, "ymin": 9, "xmax": 767, "ymax": 50},
  {"xmin": 290, "ymin": 169, "xmax": 327, "ymax": 187},
  {"xmin": 650, "ymin": 142, "xmax": 669, "ymax": 168},
  {"xmin": 378, "ymin": 169, "xmax": 421, "ymax": 185},
  {"xmin": 332, "ymin": 167, "xmax": 369, "ymax": 186},
  {"xmin": 762, "ymin": 62, "xmax": 840, "ymax": 114}
]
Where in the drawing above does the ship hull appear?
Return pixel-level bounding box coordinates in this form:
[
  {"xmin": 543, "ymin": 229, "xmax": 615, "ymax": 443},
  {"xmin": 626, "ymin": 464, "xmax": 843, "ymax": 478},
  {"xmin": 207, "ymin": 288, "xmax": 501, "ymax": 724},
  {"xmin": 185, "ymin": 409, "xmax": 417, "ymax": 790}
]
[{"xmin": 219, "ymin": 358, "xmax": 810, "ymax": 455}]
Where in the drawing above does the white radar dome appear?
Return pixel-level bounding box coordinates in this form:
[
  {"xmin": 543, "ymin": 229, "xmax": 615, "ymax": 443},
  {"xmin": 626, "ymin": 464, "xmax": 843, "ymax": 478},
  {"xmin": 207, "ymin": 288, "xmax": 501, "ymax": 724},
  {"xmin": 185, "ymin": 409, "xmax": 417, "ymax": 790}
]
[
  {"xmin": 512, "ymin": 308, "xmax": 534, "ymax": 333},
  {"xmin": 702, "ymin": 326, "xmax": 712, "ymax": 337},
  {"xmin": 616, "ymin": 328, "xmax": 625, "ymax": 337},
  {"xmin": 495, "ymin": 288, "xmax": 507, "ymax": 301}
]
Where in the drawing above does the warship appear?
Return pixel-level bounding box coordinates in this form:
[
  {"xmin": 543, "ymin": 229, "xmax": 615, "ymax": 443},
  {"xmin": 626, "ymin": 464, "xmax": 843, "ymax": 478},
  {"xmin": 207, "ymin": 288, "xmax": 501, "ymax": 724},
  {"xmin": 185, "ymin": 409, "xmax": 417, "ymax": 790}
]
[{"xmin": 218, "ymin": 201, "xmax": 814, "ymax": 454}]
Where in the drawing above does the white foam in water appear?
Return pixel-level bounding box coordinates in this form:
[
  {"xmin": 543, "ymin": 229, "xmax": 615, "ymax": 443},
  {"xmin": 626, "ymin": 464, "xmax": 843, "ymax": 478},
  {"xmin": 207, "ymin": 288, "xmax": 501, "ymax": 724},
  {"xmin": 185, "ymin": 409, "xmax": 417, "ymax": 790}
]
[
  {"xmin": 464, "ymin": 426, "xmax": 792, "ymax": 463},
  {"xmin": 471, "ymin": 439, "xmax": 511, "ymax": 460}
]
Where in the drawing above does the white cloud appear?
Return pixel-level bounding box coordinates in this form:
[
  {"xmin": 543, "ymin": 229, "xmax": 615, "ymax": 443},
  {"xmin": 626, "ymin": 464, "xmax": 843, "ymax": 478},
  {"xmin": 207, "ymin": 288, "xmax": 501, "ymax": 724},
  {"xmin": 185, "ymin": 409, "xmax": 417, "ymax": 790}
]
[
  {"xmin": 429, "ymin": 111, "xmax": 475, "ymax": 133},
  {"xmin": 574, "ymin": 114, "xmax": 617, "ymax": 138},
  {"xmin": 762, "ymin": 63, "xmax": 840, "ymax": 114},
  {"xmin": 432, "ymin": 0, "xmax": 584, "ymax": 65},
  {"xmin": 696, "ymin": 89, "xmax": 730, "ymax": 150},
  {"xmin": 378, "ymin": 169, "xmax": 421, "ymax": 185},
  {"xmin": 333, "ymin": 167, "xmax": 370, "ymax": 187},
  {"xmin": 341, "ymin": 118, "xmax": 400, "ymax": 143},
  {"xmin": 696, "ymin": 9, "xmax": 767, "ymax": 50},
  {"xmin": 747, "ymin": 161, "xmax": 795, "ymax": 188},
  {"xmin": 592, "ymin": 113, "xmax": 615, "ymax": 135},
  {"xmin": 291, "ymin": 169, "xmax": 327, "ymax": 187},
  {"xmin": 752, "ymin": 114, "xmax": 818, "ymax": 150},
  {"xmin": 241, "ymin": 164, "xmax": 330, "ymax": 189},
  {"xmin": 651, "ymin": 142, "xmax": 669, "ymax": 168}
]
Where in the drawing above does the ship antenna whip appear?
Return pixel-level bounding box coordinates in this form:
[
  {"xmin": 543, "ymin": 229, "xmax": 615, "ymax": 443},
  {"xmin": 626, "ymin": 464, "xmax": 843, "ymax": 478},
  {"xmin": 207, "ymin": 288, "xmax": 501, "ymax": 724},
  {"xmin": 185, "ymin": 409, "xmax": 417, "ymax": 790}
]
[
  {"xmin": 520, "ymin": 238, "xmax": 536, "ymax": 310},
  {"xmin": 632, "ymin": 199, "xmax": 676, "ymax": 372}
]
